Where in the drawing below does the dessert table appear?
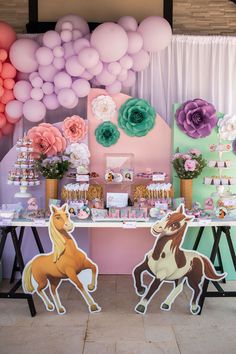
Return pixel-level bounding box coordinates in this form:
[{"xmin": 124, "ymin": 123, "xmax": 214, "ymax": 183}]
[{"xmin": 0, "ymin": 218, "xmax": 236, "ymax": 316}]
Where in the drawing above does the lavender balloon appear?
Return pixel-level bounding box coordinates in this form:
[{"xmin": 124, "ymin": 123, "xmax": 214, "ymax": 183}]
[
  {"xmin": 65, "ymin": 55, "xmax": 85, "ymax": 77},
  {"xmin": 9, "ymin": 38, "xmax": 39, "ymax": 73},
  {"xmin": 72, "ymin": 79, "xmax": 91, "ymax": 98},
  {"xmin": 43, "ymin": 93, "xmax": 59, "ymax": 110},
  {"xmin": 23, "ymin": 99, "xmax": 46, "ymax": 122},
  {"xmin": 5, "ymin": 100, "xmax": 23, "ymax": 120},
  {"xmin": 13, "ymin": 80, "xmax": 32, "ymax": 102}
]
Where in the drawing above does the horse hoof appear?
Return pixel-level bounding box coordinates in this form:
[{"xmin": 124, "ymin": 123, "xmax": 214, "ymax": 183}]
[
  {"xmin": 47, "ymin": 303, "xmax": 54, "ymax": 311},
  {"xmin": 161, "ymin": 303, "xmax": 170, "ymax": 311},
  {"xmin": 191, "ymin": 305, "xmax": 200, "ymax": 315},
  {"xmin": 137, "ymin": 286, "xmax": 146, "ymax": 296},
  {"xmin": 90, "ymin": 304, "xmax": 100, "ymax": 312},
  {"xmin": 88, "ymin": 284, "xmax": 95, "ymax": 291},
  {"xmin": 58, "ymin": 306, "xmax": 66, "ymax": 314},
  {"xmin": 135, "ymin": 304, "xmax": 146, "ymax": 314}
]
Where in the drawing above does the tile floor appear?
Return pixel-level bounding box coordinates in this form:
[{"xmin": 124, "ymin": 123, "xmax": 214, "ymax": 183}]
[{"xmin": 0, "ymin": 275, "xmax": 236, "ymax": 354}]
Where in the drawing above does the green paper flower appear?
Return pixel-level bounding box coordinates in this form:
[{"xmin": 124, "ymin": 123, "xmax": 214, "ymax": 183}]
[
  {"xmin": 95, "ymin": 121, "xmax": 120, "ymax": 147},
  {"xmin": 118, "ymin": 98, "xmax": 156, "ymax": 137}
]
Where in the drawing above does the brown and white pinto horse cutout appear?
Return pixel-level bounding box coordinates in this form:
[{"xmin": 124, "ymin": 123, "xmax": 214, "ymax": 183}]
[
  {"xmin": 133, "ymin": 204, "xmax": 226, "ymax": 315},
  {"xmin": 22, "ymin": 204, "xmax": 101, "ymax": 314}
]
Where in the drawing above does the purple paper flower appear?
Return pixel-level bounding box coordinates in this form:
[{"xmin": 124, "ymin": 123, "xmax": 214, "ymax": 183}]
[
  {"xmin": 189, "ymin": 149, "xmax": 201, "ymax": 157},
  {"xmin": 175, "ymin": 98, "xmax": 217, "ymax": 139},
  {"xmin": 184, "ymin": 159, "xmax": 197, "ymax": 172},
  {"xmin": 233, "ymin": 139, "xmax": 236, "ymax": 155}
]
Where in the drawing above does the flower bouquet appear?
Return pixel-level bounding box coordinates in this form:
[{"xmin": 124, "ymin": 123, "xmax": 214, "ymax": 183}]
[
  {"xmin": 35, "ymin": 155, "xmax": 70, "ymax": 180},
  {"xmin": 172, "ymin": 148, "xmax": 207, "ymax": 209}
]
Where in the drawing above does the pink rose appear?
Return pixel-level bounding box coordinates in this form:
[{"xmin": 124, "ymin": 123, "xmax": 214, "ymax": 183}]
[
  {"xmin": 184, "ymin": 159, "xmax": 197, "ymax": 172},
  {"xmin": 27, "ymin": 123, "xmax": 67, "ymax": 157},
  {"xmin": 182, "ymin": 154, "xmax": 191, "ymax": 160},
  {"xmin": 189, "ymin": 149, "xmax": 201, "ymax": 157},
  {"xmin": 62, "ymin": 115, "xmax": 87, "ymax": 143}
]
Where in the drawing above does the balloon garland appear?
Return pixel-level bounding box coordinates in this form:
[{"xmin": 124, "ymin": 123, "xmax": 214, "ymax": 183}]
[{"xmin": 6, "ymin": 14, "xmax": 172, "ymax": 124}]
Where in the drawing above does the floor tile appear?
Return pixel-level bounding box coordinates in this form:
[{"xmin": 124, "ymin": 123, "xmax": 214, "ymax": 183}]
[
  {"xmin": 116, "ymin": 340, "xmax": 180, "ymax": 354},
  {"xmin": 83, "ymin": 341, "xmax": 116, "ymax": 354}
]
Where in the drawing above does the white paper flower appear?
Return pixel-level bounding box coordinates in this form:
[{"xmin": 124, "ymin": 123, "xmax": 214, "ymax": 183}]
[
  {"xmin": 218, "ymin": 114, "xmax": 236, "ymax": 141},
  {"xmin": 91, "ymin": 95, "xmax": 116, "ymax": 121},
  {"xmin": 66, "ymin": 143, "xmax": 90, "ymax": 168}
]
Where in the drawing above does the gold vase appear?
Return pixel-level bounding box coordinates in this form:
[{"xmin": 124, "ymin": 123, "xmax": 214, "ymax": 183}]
[
  {"xmin": 180, "ymin": 179, "xmax": 193, "ymax": 210},
  {"xmin": 45, "ymin": 179, "xmax": 58, "ymax": 209}
]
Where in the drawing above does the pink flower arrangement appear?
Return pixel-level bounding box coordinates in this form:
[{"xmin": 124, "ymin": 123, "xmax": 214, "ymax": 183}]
[
  {"xmin": 172, "ymin": 148, "xmax": 206, "ymax": 179},
  {"xmin": 27, "ymin": 123, "xmax": 67, "ymax": 157},
  {"xmin": 184, "ymin": 159, "xmax": 197, "ymax": 172},
  {"xmin": 62, "ymin": 115, "xmax": 87, "ymax": 143}
]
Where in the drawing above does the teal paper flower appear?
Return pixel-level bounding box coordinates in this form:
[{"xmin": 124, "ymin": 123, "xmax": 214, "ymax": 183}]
[
  {"xmin": 118, "ymin": 98, "xmax": 156, "ymax": 137},
  {"xmin": 95, "ymin": 122, "xmax": 120, "ymax": 147}
]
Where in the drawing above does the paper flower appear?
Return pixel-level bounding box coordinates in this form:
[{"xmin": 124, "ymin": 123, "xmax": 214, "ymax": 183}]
[
  {"xmin": 118, "ymin": 98, "xmax": 156, "ymax": 137},
  {"xmin": 27, "ymin": 123, "xmax": 67, "ymax": 157},
  {"xmin": 175, "ymin": 98, "xmax": 217, "ymax": 139},
  {"xmin": 233, "ymin": 139, "xmax": 236, "ymax": 155},
  {"xmin": 95, "ymin": 121, "xmax": 120, "ymax": 147},
  {"xmin": 62, "ymin": 115, "xmax": 87, "ymax": 142},
  {"xmin": 92, "ymin": 95, "xmax": 116, "ymax": 121},
  {"xmin": 184, "ymin": 159, "xmax": 197, "ymax": 172},
  {"xmin": 66, "ymin": 143, "xmax": 90, "ymax": 168},
  {"xmin": 218, "ymin": 114, "xmax": 236, "ymax": 141}
]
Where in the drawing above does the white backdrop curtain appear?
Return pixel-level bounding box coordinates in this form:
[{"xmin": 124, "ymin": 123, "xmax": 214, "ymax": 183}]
[
  {"xmin": 1, "ymin": 34, "xmax": 236, "ymax": 159},
  {"xmin": 131, "ymin": 35, "xmax": 236, "ymax": 126}
]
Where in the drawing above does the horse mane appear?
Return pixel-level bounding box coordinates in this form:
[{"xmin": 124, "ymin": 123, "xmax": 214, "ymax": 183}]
[
  {"xmin": 49, "ymin": 217, "xmax": 67, "ymax": 263},
  {"xmin": 170, "ymin": 223, "xmax": 187, "ymax": 253}
]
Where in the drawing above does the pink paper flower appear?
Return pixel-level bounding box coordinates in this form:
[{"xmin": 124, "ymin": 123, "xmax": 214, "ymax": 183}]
[
  {"xmin": 182, "ymin": 154, "xmax": 191, "ymax": 160},
  {"xmin": 184, "ymin": 159, "xmax": 197, "ymax": 172},
  {"xmin": 27, "ymin": 123, "xmax": 67, "ymax": 157},
  {"xmin": 62, "ymin": 115, "xmax": 87, "ymax": 142}
]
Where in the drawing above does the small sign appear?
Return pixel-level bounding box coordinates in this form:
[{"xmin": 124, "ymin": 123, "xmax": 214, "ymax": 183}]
[
  {"xmin": 123, "ymin": 221, "xmax": 137, "ymax": 229},
  {"xmin": 76, "ymin": 174, "xmax": 89, "ymax": 182},
  {"xmin": 152, "ymin": 174, "xmax": 165, "ymax": 181},
  {"xmin": 33, "ymin": 219, "xmax": 47, "ymax": 226}
]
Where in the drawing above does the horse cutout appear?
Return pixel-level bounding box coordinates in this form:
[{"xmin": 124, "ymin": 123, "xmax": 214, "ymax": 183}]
[
  {"xmin": 133, "ymin": 204, "xmax": 226, "ymax": 315},
  {"xmin": 23, "ymin": 204, "xmax": 101, "ymax": 314}
]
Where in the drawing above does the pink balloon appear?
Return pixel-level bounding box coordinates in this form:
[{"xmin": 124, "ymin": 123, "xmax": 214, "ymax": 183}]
[
  {"xmin": 127, "ymin": 31, "xmax": 143, "ymax": 54},
  {"xmin": 131, "ymin": 50, "xmax": 150, "ymax": 71},
  {"xmin": 72, "ymin": 79, "xmax": 91, "ymax": 98},
  {"xmin": 60, "ymin": 29, "xmax": 72, "ymax": 43},
  {"xmin": 31, "ymin": 76, "xmax": 43, "ymax": 88},
  {"xmin": 122, "ymin": 70, "xmax": 136, "ymax": 87},
  {"xmin": 23, "ymin": 99, "xmax": 46, "ymax": 122},
  {"xmin": 13, "ymin": 80, "xmax": 32, "ymax": 102},
  {"xmin": 107, "ymin": 62, "xmax": 121, "ymax": 76},
  {"xmin": 43, "ymin": 30, "xmax": 61, "ymax": 48},
  {"xmin": 0, "ymin": 21, "xmax": 16, "ymax": 51},
  {"xmin": 43, "ymin": 93, "xmax": 59, "ymax": 110},
  {"xmin": 96, "ymin": 66, "xmax": 116, "ymax": 86},
  {"xmin": 65, "ymin": 56, "xmax": 84, "ymax": 77},
  {"xmin": 42, "ymin": 82, "xmax": 54, "ymax": 95},
  {"xmin": 57, "ymin": 88, "xmax": 78, "ymax": 109},
  {"xmin": 105, "ymin": 80, "xmax": 122, "ymax": 94},
  {"xmin": 119, "ymin": 55, "xmax": 133, "ymax": 70},
  {"xmin": 6, "ymin": 115, "xmax": 21, "ymax": 124},
  {"xmin": 80, "ymin": 70, "xmax": 94, "ymax": 80},
  {"xmin": 63, "ymin": 42, "xmax": 75, "ymax": 59},
  {"xmin": 5, "ymin": 100, "xmax": 23, "ymax": 120},
  {"xmin": 2, "ymin": 122, "xmax": 14, "ymax": 136},
  {"xmin": 90, "ymin": 23, "xmax": 128, "ymax": 63},
  {"xmin": 117, "ymin": 16, "xmax": 138, "ymax": 32},
  {"xmin": 53, "ymin": 57, "xmax": 65, "ymax": 70},
  {"xmin": 38, "ymin": 64, "xmax": 59, "ymax": 82},
  {"xmin": 55, "ymin": 15, "xmax": 89, "ymax": 36},
  {"xmin": 54, "ymin": 71, "xmax": 72, "ymax": 89},
  {"xmin": 88, "ymin": 61, "xmax": 103, "ymax": 76},
  {"xmin": 0, "ymin": 113, "xmax": 6, "ymax": 128},
  {"xmin": 9, "ymin": 38, "xmax": 39, "ymax": 73},
  {"xmin": 78, "ymin": 47, "xmax": 99, "ymax": 69},
  {"xmin": 73, "ymin": 38, "xmax": 90, "ymax": 54},
  {"xmin": 62, "ymin": 22, "xmax": 73, "ymax": 31},
  {"xmin": 53, "ymin": 46, "xmax": 64, "ymax": 58},
  {"xmin": 29, "ymin": 72, "xmax": 38, "ymax": 82},
  {"xmin": 72, "ymin": 29, "xmax": 82, "ymax": 40},
  {"xmin": 35, "ymin": 46, "xmax": 54, "ymax": 66},
  {"xmin": 30, "ymin": 87, "xmax": 44, "ymax": 101},
  {"xmin": 138, "ymin": 16, "xmax": 172, "ymax": 52},
  {"xmin": 117, "ymin": 68, "xmax": 128, "ymax": 82}
]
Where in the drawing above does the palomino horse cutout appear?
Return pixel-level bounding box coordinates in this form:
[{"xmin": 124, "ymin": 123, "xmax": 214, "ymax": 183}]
[
  {"xmin": 23, "ymin": 204, "xmax": 101, "ymax": 314},
  {"xmin": 133, "ymin": 204, "xmax": 226, "ymax": 315}
]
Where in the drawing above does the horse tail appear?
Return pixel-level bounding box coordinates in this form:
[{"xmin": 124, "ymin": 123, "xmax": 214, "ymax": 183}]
[
  {"xmin": 22, "ymin": 260, "xmax": 34, "ymax": 293},
  {"xmin": 201, "ymin": 256, "xmax": 227, "ymax": 281}
]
